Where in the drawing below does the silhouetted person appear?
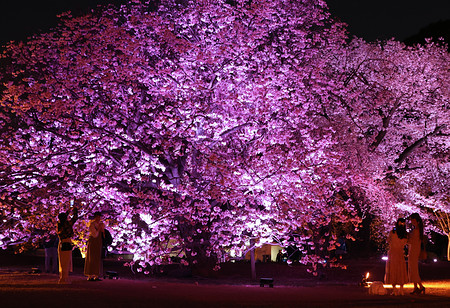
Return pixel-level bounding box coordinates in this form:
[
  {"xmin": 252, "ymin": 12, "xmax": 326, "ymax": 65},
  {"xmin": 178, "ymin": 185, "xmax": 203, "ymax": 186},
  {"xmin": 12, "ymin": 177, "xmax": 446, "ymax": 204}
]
[
  {"xmin": 335, "ymin": 233, "xmax": 347, "ymax": 260},
  {"xmin": 276, "ymin": 250, "xmax": 283, "ymax": 263},
  {"xmin": 43, "ymin": 233, "xmax": 59, "ymax": 273},
  {"xmin": 102, "ymin": 228, "xmax": 113, "ymax": 259},
  {"xmin": 57, "ymin": 206, "xmax": 78, "ymax": 284},
  {"xmin": 408, "ymin": 213, "xmax": 426, "ymax": 294}
]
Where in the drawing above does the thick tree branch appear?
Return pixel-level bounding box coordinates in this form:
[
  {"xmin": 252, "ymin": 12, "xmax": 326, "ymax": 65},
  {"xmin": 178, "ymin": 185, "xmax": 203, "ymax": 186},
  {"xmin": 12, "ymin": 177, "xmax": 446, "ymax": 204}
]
[
  {"xmin": 394, "ymin": 125, "xmax": 444, "ymax": 166},
  {"xmin": 370, "ymin": 98, "xmax": 402, "ymax": 150}
]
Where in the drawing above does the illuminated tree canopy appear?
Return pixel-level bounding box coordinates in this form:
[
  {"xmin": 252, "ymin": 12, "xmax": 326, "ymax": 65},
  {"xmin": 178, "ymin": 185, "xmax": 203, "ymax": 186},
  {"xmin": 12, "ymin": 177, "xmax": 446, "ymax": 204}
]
[
  {"xmin": 329, "ymin": 37, "xmax": 449, "ymax": 225},
  {"xmin": 0, "ymin": 0, "xmax": 449, "ymax": 273}
]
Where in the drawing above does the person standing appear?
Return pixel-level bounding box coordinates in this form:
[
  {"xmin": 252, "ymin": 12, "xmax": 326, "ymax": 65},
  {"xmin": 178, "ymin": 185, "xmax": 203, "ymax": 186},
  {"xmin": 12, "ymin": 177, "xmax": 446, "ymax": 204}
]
[
  {"xmin": 57, "ymin": 206, "xmax": 78, "ymax": 284},
  {"xmin": 408, "ymin": 213, "xmax": 426, "ymax": 294},
  {"xmin": 84, "ymin": 212, "xmax": 105, "ymax": 281},
  {"xmin": 335, "ymin": 232, "xmax": 348, "ymax": 260},
  {"xmin": 384, "ymin": 218, "xmax": 408, "ymax": 295},
  {"xmin": 44, "ymin": 233, "xmax": 59, "ymax": 273}
]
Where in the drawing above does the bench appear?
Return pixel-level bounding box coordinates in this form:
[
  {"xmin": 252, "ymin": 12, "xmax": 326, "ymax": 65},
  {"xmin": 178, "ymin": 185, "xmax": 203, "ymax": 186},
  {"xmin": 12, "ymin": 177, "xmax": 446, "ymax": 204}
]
[
  {"xmin": 260, "ymin": 277, "xmax": 274, "ymax": 288},
  {"xmin": 104, "ymin": 270, "xmax": 119, "ymax": 279}
]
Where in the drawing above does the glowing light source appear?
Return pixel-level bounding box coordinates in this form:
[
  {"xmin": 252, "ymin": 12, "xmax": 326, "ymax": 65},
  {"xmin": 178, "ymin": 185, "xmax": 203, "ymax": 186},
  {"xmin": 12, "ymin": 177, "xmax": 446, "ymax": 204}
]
[
  {"xmin": 382, "ymin": 256, "xmax": 388, "ymax": 261},
  {"xmin": 360, "ymin": 272, "xmax": 371, "ymax": 287}
]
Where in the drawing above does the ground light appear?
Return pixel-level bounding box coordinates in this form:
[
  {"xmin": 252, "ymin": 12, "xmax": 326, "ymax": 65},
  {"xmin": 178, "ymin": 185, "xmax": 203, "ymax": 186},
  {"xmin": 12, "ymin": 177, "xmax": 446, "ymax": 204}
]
[
  {"xmin": 380, "ymin": 282, "xmax": 448, "ymax": 293},
  {"xmin": 370, "ymin": 254, "xmax": 447, "ymax": 294},
  {"xmin": 360, "ymin": 272, "xmax": 370, "ymax": 287},
  {"xmin": 361, "ymin": 271, "xmax": 450, "ymax": 295}
]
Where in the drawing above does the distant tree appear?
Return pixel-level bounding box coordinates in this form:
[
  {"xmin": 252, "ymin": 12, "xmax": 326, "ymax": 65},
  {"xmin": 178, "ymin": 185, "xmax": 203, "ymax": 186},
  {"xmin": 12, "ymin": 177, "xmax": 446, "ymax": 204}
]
[
  {"xmin": 433, "ymin": 209, "xmax": 450, "ymax": 261},
  {"xmin": 327, "ymin": 37, "xmax": 450, "ymax": 232}
]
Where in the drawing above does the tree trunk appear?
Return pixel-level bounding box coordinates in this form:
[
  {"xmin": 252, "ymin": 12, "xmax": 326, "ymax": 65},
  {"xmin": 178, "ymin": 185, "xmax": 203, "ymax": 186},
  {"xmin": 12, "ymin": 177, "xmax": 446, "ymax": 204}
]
[
  {"xmin": 250, "ymin": 249, "xmax": 256, "ymax": 280},
  {"xmin": 250, "ymin": 239, "xmax": 256, "ymax": 280},
  {"xmin": 447, "ymin": 234, "xmax": 450, "ymax": 262}
]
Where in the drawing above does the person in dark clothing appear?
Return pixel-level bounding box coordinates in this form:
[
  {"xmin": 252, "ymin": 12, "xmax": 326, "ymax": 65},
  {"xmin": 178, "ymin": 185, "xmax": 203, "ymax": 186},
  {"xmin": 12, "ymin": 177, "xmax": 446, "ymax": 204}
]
[{"xmin": 43, "ymin": 233, "xmax": 59, "ymax": 273}]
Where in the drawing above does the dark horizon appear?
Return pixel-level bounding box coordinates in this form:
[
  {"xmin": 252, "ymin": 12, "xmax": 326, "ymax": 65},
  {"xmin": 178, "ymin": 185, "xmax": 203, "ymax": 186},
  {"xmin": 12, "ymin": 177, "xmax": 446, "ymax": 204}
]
[
  {"xmin": 327, "ymin": 0, "xmax": 450, "ymax": 42},
  {"xmin": 0, "ymin": 0, "xmax": 449, "ymax": 47}
]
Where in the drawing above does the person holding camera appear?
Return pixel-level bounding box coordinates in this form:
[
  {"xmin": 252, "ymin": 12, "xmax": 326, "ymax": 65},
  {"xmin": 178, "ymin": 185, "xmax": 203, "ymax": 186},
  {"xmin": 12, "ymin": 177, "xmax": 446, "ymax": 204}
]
[{"xmin": 57, "ymin": 205, "xmax": 78, "ymax": 284}]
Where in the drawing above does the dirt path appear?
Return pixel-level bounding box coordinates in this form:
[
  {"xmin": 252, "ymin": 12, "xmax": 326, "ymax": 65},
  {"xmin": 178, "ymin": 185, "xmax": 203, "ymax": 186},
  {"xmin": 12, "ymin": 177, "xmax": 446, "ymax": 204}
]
[
  {"xmin": 2, "ymin": 252, "xmax": 450, "ymax": 307},
  {"xmin": 1, "ymin": 269, "xmax": 450, "ymax": 308}
]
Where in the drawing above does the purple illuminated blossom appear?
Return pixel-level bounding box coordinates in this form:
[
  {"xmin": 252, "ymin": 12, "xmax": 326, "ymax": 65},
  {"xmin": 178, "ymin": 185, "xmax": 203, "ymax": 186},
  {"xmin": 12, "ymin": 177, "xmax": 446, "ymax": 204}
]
[{"xmin": 0, "ymin": 0, "xmax": 449, "ymax": 273}]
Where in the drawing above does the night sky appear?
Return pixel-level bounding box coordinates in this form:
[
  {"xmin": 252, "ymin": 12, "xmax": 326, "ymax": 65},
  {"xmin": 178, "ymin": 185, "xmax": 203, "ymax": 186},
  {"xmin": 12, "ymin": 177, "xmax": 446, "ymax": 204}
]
[
  {"xmin": 0, "ymin": 0, "xmax": 449, "ymax": 46},
  {"xmin": 327, "ymin": 0, "xmax": 450, "ymax": 41},
  {"xmin": 0, "ymin": 0, "xmax": 126, "ymax": 46}
]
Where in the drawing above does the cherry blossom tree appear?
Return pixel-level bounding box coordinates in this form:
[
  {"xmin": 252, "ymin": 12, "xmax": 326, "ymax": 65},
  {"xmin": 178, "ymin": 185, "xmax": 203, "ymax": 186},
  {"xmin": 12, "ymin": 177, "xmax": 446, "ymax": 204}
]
[
  {"xmin": 1, "ymin": 0, "xmax": 448, "ymax": 276},
  {"xmin": 433, "ymin": 209, "xmax": 450, "ymax": 261},
  {"xmin": 1, "ymin": 0, "xmax": 359, "ymax": 274},
  {"xmin": 327, "ymin": 37, "xmax": 450, "ymax": 235}
]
